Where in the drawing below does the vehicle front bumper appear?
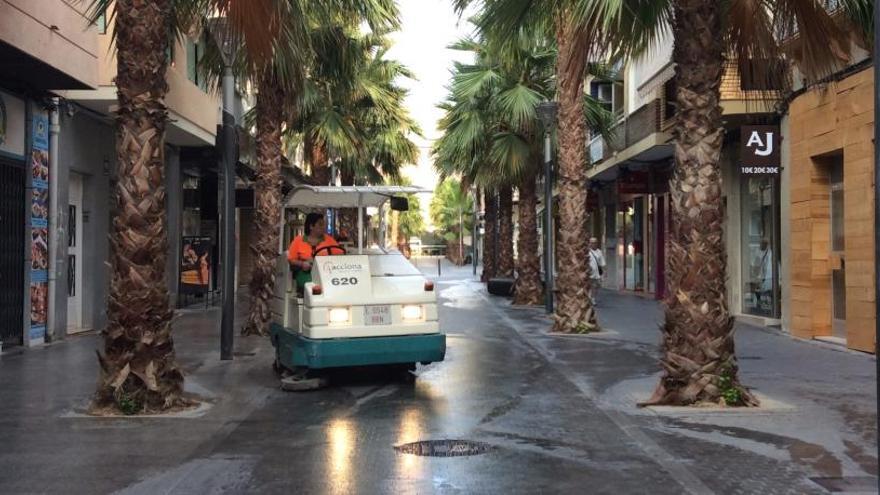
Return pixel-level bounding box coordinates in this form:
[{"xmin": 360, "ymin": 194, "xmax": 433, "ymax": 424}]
[{"xmin": 271, "ymin": 323, "xmax": 446, "ymax": 370}]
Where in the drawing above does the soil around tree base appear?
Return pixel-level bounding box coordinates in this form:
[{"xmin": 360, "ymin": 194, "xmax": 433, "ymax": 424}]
[{"xmin": 86, "ymin": 394, "xmax": 205, "ymax": 417}]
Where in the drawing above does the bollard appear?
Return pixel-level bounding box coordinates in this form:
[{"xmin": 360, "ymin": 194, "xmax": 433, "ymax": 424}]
[{"xmin": 438, "ymin": 258, "xmax": 442, "ymax": 277}]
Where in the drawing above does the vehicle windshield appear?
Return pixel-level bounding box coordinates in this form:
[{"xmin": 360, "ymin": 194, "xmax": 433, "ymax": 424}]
[{"xmin": 368, "ymin": 254, "xmax": 422, "ymax": 276}]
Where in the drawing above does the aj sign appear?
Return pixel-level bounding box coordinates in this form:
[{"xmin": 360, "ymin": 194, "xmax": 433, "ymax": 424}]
[{"xmin": 740, "ymin": 125, "xmax": 780, "ymax": 175}]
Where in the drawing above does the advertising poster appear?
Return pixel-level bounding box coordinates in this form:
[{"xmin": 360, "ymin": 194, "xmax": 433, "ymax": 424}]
[
  {"xmin": 180, "ymin": 237, "xmax": 212, "ymax": 294},
  {"xmin": 29, "ymin": 110, "xmax": 49, "ymax": 341}
]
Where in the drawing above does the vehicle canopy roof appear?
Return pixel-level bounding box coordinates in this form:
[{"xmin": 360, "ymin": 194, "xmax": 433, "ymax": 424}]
[{"xmin": 284, "ymin": 185, "xmax": 428, "ymax": 209}]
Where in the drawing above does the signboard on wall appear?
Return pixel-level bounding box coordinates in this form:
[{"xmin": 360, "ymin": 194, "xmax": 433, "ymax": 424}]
[
  {"xmin": 0, "ymin": 90, "xmax": 26, "ymax": 158},
  {"xmin": 180, "ymin": 237, "xmax": 212, "ymax": 294},
  {"xmin": 740, "ymin": 125, "xmax": 781, "ymax": 175},
  {"xmin": 29, "ymin": 109, "xmax": 50, "ymax": 342}
]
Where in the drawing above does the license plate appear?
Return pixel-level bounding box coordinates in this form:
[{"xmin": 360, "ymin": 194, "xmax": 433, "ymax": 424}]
[{"xmin": 364, "ymin": 305, "xmax": 391, "ymax": 326}]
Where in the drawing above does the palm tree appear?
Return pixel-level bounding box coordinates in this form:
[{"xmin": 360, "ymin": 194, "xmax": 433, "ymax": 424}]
[
  {"xmin": 289, "ymin": 25, "xmax": 419, "ymax": 243},
  {"xmin": 397, "ymin": 193, "xmax": 425, "ymax": 258},
  {"xmin": 431, "ymin": 179, "xmax": 475, "ymax": 265},
  {"xmin": 85, "ymin": 0, "xmax": 398, "ymax": 410},
  {"xmin": 465, "ymin": 0, "xmax": 870, "ymax": 403},
  {"xmin": 455, "ymin": 0, "xmax": 652, "ymax": 333},
  {"xmin": 644, "ymin": 0, "xmax": 871, "ymax": 406},
  {"xmin": 85, "ymin": 0, "xmax": 188, "ymax": 413},
  {"xmin": 435, "ymin": 29, "xmax": 611, "ymax": 305},
  {"xmin": 384, "ymin": 177, "xmax": 424, "ymax": 257},
  {"xmin": 238, "ymin": 2, "xmax": 402, "ymax": 336}
]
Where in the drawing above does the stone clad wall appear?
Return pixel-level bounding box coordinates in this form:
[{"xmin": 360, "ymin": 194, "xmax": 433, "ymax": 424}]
[{"xmin": 788, "ymin": 66, "xmax": 875, "ymax": 352}]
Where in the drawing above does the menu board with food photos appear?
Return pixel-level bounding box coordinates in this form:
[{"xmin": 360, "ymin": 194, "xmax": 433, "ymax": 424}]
[{"xmin": 29, "ymin": 110, "xmax": 49, "ymax": 341}]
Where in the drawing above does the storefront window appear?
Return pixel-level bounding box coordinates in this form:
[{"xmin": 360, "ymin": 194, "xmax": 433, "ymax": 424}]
[
  {"xmin": 741, "ymin": 176, "xmax": 780, "ymax": 318},
  {"xmin": 622, "ymin": 200, "xmax": 645, "ymax": 291}
]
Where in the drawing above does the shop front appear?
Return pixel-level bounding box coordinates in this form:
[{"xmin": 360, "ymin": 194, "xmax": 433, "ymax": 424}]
[
  {"xmin": 739, "ymin": 173, "xmax": 781, "ymax": 319},
  {"xmin": 594, "ymin": 166, "xmax": 670, "ymax": 300},
  {"xmin": 721, "ymin": 125, "xmax": 783, "ymax": 325},
  {"xmin": 0, "ymin": 89, "xmax": 28, "ymax": 347}
]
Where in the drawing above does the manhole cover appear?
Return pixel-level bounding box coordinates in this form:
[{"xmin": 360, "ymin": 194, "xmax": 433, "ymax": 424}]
[{"xmin": 395, "ymin": 440, "xmax": 493, "ymax": 457}]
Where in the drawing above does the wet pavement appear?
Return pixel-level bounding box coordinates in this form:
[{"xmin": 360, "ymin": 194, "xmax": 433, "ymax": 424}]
[{"xmin": 0, "ymin": 258, "xmax": 877, "ymax": 494}]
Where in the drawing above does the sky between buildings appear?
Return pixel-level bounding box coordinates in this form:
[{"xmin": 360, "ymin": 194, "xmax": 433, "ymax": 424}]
[{"xmin": 387, "ymin": 0, "xmax": 477, "ymax": 231}]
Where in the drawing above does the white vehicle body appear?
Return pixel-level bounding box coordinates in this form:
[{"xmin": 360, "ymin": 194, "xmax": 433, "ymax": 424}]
[
  {"xmin": 271, "ymin": 251, "xmax": 439, "ymax": 339},
  {"xmin": 269, "ymin": 185, "xmax": 444, "ymax": 370}
]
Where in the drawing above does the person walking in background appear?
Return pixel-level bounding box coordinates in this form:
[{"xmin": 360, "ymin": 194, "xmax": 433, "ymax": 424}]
[{"xmin": 588, "ymin": 237, "xmax": 606, "ymax": 305}]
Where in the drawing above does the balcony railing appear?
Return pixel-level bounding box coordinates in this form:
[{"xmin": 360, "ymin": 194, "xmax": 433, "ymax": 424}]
[{"xmin": 589, "ymin": 99, "xmax": 662, "ymax": 166}]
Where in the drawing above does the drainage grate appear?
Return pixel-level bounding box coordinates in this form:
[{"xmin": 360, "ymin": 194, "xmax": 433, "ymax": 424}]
[
  {"xmin": 809, "ymin": 476, "xmax": 877, "ymax": 492},
  {"xmin": 233, "ymin": 352, "xmax": 256, "ymax": 357},
  {"xmin": 395, "ymin": 440, "xmax": 494, "ymax": 457}
]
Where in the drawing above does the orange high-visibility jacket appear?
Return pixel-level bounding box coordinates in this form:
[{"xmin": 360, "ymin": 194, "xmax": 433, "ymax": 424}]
[{"xmin": 287, "ymin": 234, "xmax": 343, "ymax": 264}]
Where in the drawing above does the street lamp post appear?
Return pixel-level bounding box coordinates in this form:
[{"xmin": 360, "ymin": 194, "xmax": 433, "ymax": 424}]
[
  {"xmin": 536, "ymin": 102, "xmax": 558, "ymax": 314},
  {"xmin": 473, "ymin": 187, "xmax": 479, "ymax": 277},
  {"xmin": 211, "ymin": 19, "xmax": 239, "ymax": 361}
]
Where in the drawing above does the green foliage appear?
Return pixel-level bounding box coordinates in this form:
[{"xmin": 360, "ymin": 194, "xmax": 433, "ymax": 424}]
[
  {"xmin": 398, "ymin": 194, "xmax": 424, "ymax": 239},
  {"xmin": 115, "ymin": 392, "xmax": 141, "ymax": 416},
  {"xmin": 430, "ymin": 179, "xmax": 474, "ymax": 242},
  {"xmin": 718, "ymin": 370, "xmax": 742, "ymax": 406},
  {"xmin": 290, "ymin": 26, "xmax": 421, "ymax": 185},
  {"xmin": 433, "ymin": 23, "xmax": 614, "ymax": 189}
]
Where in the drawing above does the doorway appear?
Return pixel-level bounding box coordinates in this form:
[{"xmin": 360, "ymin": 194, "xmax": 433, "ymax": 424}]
[
  {"xmin": 67, "ymin": 173, "xmax": 86, "ymax": 333},
  {"xmin": 621, "ymin": 199, "xmax": 645, "ymax": 291},
  {"xmin": 829, "ymin": 159, "xmax": 846, "ymax": 339},
  {"xmin": 0, "ymin": 158, "xmax": 25, "ymax": 346}
]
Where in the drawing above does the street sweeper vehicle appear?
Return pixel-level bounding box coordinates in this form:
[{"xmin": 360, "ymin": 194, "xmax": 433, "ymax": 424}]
[{"xmin": 269, "ymin": 185, "xmax": 445, "ymax": 389}]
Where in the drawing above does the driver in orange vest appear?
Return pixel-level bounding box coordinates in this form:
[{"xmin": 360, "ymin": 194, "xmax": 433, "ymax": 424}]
[{"xmin": 288, "ymin": 213, "xmax": 345, "ymax": 291}]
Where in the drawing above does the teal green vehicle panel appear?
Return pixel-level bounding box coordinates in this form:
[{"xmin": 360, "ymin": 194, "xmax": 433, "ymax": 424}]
[{"xmin": 270, "ymin": 323, "xmax": 446, "ymax": 369}]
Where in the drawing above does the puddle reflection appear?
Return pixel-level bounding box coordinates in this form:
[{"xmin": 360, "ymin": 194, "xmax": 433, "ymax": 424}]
[
  {"xmin": 324, "ymin": 418, "xmax": 354, "ymax": 494},
  {"xmin": 396, "ymin": 407, "xmax": 425, "ymax": 476}
]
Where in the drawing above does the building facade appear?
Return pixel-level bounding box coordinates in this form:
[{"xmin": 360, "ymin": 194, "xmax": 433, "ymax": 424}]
[
  {"xmin": 0, "ymin": 0, "xmax": 99, "ymax": 347},
  {"xmin": 786, "ymin": 63, "xmax": 875, "ymax": 352},
  {"xmin": 0, "ymin": 2, "xmax": 246, "ymax": 348},
  {"xmin": 586, "ymin": 32, "xmax": 784, "ymax": 328}
]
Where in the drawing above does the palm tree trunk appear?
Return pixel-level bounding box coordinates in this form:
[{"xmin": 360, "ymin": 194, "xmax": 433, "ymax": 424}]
[
  {"xmin": 307, "ymin": 137, "xmax": 330, "ymax": 185},
  {"xmin": 481, "ymin": 188, "xmax": 497, "ymax": 282},
  {"xmin": 497, "ymin": 185, "xmax": 514, "ymax": 277},
  {"xmin": 644, "ymin": 0, "xmax": 756, "ymax": 407},
  {"xmin": 552, "ymin": 17, "xmax": 598, "ymax": 333},
  {"xmin": 390, "ymin": 210, "xmax": 399, "ymax": 249},
  {"xmin": 397, "ymin": 233, "xmax": 411, "ymax": 258},
  {"xmin": 242, "ymin": 72, "xmax": 284, "ymax": 337},
  {"xmin": 94, "ymin": 0, "xmax": 186, "ymax": 413},
  {"xmin": 513, "ymin": 172, "xmax": 542, "ymax": 305},
  {"xmin": 338, "ymin": 169, "xmax": 357, "ymax": 241}
]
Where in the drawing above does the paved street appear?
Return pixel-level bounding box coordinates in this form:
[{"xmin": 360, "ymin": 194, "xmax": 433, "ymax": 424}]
[{"xmin": 0, "ymin": 259, "xmax": 877, "ymax": 494}]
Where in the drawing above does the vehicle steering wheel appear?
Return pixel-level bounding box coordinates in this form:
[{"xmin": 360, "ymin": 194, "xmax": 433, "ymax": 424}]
[{"xmin": 314, "ymin": 244, "xmax": 346, "ymax": 256}]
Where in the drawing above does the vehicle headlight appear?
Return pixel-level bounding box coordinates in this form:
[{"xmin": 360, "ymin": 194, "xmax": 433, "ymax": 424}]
[
  {"xmin": 328, "ymin": 307, "xmax": 351, "ymax": 324},
  {"xmin": 401, "ymin": 305, "xmax": 423, "ymax": 321}
]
